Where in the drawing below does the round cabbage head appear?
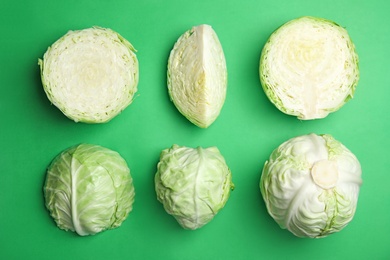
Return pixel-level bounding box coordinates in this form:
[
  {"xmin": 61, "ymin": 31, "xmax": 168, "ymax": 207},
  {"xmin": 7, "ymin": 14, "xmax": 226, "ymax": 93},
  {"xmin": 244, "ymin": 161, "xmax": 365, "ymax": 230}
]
[
  {"xmin": 259, "ymin": 16, "xmax": 359, "ymax": 120},
  {"xmin": 167, "ymin": 24, "xmax": 227, "ymax": 128},
  {"xmin": 155, "ymin": 145, "xmax": 234, "ymax": 230},
  {"xmin": 38, "ymin": 27, "xmax": 139, "ymax": 123},
  {"xmin": 260, "ymin": 134, "xmax": 362, "ymax": 238},
  {"xmin": 44, "ymin": 144, "xmax": 135, "ymax": 236}
]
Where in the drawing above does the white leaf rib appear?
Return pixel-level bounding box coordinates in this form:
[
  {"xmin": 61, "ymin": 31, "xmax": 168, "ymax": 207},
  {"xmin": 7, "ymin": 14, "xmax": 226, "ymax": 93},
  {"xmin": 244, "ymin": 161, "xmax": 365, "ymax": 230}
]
[
  {"xmin": 193, "ymin": 148, "xmax": 204, "ymax": 227},
  {"xmin": 70, "ymin": 154, "xmax": 84, "ymax": 235}
]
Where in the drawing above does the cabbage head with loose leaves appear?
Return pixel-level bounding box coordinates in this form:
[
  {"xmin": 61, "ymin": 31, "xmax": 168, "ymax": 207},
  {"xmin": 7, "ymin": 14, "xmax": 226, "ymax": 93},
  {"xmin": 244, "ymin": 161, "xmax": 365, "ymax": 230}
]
[
  {"xmin": 44, "ymin": 144, "xmax": 135, "ymax": 236},
  {"xmin": 155, "ymin": 145, "xmax": 234, "ymax": 230},
  {"xmin": 259, "ymin": 16, "xmax": 359, "ymax": 120},
  {"xmin": 39, "ymin": 27, "xmax": 139, "ymax": 123},
  {"xmin": 260, "ymin": 134, "xmax": 362, "ymax": 238}
]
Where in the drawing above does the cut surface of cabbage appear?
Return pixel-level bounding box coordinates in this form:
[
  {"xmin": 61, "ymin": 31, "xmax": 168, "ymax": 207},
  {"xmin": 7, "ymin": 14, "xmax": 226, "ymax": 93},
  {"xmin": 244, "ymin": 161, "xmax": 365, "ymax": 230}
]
[
  {"xmin": 260, "ymin": 16, "xmax": 359, "ymax": 120},
  {"xmin": 167, "ymin": 24, "xmax": 227, "ymax": 128},
  {"xmin": 260, "ymin": 134, "xmax": 362, "ymax": 238},
  {"xmin": 39, "ymin": 27, "xmax": 139, "ymax": 123}
]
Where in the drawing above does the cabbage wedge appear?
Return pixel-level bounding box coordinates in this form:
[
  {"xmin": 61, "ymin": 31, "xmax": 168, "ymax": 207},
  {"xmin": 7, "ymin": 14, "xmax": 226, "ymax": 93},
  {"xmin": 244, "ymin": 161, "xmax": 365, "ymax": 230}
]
[{"xmin": 167, "ymin": 24, "xmax": 227, "ymax": 128}]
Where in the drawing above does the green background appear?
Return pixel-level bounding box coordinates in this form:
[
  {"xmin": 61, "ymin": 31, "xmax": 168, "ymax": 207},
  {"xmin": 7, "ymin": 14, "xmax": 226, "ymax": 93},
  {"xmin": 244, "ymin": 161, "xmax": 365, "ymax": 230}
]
[{"xmin": 1, "ymin": 0, "xmax": 389, "ymax": 259}]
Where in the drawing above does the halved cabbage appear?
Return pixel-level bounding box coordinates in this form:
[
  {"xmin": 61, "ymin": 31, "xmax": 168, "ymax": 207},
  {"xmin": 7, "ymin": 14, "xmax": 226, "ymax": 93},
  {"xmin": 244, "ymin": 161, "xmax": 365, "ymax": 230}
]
[
  {"xmin": 167, "ymin": 24, "xmax": 227, "ymax": 128},
  {"xmin": 259, "ymin": 17, "xmax": 359, "ymax": 120},
  {"xmin": 44, "ymin": 144, "xmax": 135, "ymax": 236},
  {"xmin": 155, "ymin": 145, "xmax": 234, "ymax": 229},
  {"xmin": 260, "ymin": 134, "xmax": 362, "ymax": 238},
  {"xmin": 39, "ymin": 27, "xmax": 139, "ymax": 123}
]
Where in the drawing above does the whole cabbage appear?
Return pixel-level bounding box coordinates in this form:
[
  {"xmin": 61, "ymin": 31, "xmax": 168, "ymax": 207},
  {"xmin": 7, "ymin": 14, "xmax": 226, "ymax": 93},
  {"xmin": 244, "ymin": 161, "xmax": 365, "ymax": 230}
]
[
  {"xmin": 44, "ymin": 144, "xmax": 135, "ymax": 236},
  {"xmin": 155, "ymin": 145, "xmax": 234, "ymax": 229},
  {"xmin": 260, "ymin": 134, "xmax": 362, "ymax": 238}
]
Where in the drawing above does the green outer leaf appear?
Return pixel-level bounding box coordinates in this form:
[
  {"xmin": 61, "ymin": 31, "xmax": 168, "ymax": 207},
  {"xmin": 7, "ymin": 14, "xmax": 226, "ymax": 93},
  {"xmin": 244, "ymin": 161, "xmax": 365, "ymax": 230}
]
[
  {"xmin": 155, "ymin": 145, "xmax": 234, "ymax": 230},
  {"xmin": 260, "ymin": 133, "xmax": 362, "ymax": 238},
  {"xmin": 44, "ymin": 144, "xmax": 135, "ymax": 236}
]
